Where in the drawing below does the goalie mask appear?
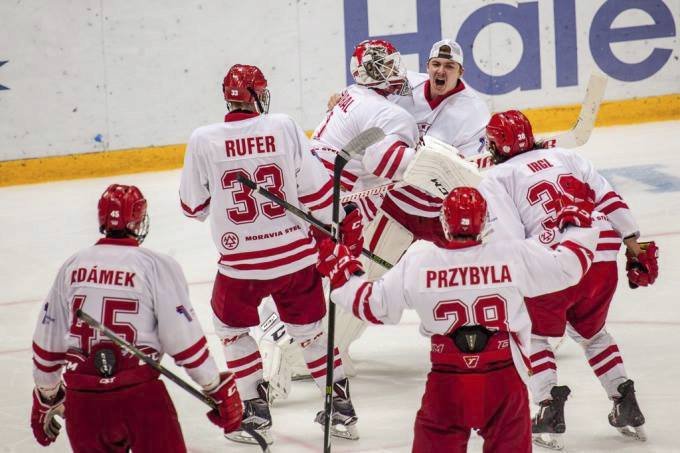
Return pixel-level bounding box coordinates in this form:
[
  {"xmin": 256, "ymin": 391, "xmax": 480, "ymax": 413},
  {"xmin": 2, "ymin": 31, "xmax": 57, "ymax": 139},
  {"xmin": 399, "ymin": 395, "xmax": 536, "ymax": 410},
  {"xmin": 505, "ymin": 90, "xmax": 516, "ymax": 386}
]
[
  {"xmin": 98, "ymin": 184, "xmax": 149, "ymax": 244},
  {"xmin": 440, "ymin": 187, "xmax": 487, "ymax": 243},
  {"xmin": 485, "ymin": 110, "xmax": 535, "ymax": 163},
  {"xmin": 350, "ymin": 39, "xmax": 410, "ymax": 96},
  {"xmin": 222, "ymin": 64, "xmax": 271, "ymax": 114}
]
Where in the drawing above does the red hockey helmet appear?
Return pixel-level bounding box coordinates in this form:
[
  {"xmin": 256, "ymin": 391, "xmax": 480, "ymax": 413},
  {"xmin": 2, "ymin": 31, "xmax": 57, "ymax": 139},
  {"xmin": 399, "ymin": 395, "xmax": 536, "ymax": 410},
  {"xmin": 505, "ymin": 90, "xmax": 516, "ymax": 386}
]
[
  {"xmin": 485, "ymin": 110, "xmax": 535, "ymax": 162},
  {"xmin": 98, "ymin": 184, "xmax": 149, "ymax": 243},
  {"xmin": 350, "ymin": 39, "xmax": 410, "ymax": 95},
  {"xmin": 222, "ymin": 64, "xmax": 270, "ymax": 113},
  {"xmin": 440, "ymin": 187, "xmax": 487, "ymax": 242}
]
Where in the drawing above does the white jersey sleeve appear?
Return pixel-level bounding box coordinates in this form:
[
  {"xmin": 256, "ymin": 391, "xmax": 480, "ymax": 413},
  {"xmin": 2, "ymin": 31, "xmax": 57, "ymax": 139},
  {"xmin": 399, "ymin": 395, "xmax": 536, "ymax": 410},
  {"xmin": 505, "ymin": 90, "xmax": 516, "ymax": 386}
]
[
  {"xmin": 478, "ymin": 175, "xmax": 526, "ymax": 242},
  {"xmin": 179, "ymin": 130, "xmax": 212, "ymax": 221},
  {"xmin": 292, "ymin": 121, "xmax": 336, "ymax": 225},
  {"xmin": 513, "ymin": 225, "xmax": 598, "ymax": 297},
  {"xmin": 32, "ymin": 261, "xmax": 72, "ymax": 389},
  {"xmin": 153, "ymin": 253, "xmax": 219, "ymax": 388},
  {"xmin": 330, "ymin": 254, "xmax": 411, "ymax": 326},
  {"xmin": 563, "ymin": 149, "xmax": 640, "ymax": 238}
]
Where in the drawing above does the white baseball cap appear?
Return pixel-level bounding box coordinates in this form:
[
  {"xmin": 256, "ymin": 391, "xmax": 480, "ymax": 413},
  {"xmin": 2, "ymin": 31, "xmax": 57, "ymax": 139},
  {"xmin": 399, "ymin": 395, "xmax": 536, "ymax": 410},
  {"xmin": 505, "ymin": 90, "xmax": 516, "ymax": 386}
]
[{"xmin": 428, "ymin": 39, "xmax": 464, "ymax": 66}]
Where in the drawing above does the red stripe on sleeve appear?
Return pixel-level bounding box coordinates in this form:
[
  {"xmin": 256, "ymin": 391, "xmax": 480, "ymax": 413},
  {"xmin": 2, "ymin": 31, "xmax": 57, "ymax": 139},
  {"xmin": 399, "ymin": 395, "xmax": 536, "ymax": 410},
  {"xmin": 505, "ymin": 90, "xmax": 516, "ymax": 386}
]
[
  {"xmin": 599, "ymin": 201, "xmax": 629, "ymax": 215},
  {"xmin": 173, "ymin": 337, "xmax": 207, "ymax": 362},
  {"xmin": 33, "ymin": 358, "xmax": 63, "ymax": 373},
  {"xmin": 299, "ymin": 180, "xmax": 333, "ymax": 204},
  {"xmin": 373, "ymin": 141, "xmax": 407, "ymax": 178},
  {"xmin": 596, "ymin": 192, "xmax": 619, "ymax": 206},
  {"xmin": 352, "ymin": 282, "xmax": 370, "ymax": 319},
  {"xmin": 384, "ymin": 146, "xmax": 406, "ymax": 179},
  {"xmin": 181, "ymin": 198, "xmax": 211, "ymax": 216},
  {"xmin": 560, "ymin": 240, "xmax": 594, "ymax": 275},
  {"xmin": 32, "ymin": 342, "xmax": 66, "ymax": 362},
  {"xmin": 183, "ymin": 350, "xmax": 210, "ymax": 369},
  {"xmin": 361, "ymin": 285, "xmax": 383, "ymax": 325}
]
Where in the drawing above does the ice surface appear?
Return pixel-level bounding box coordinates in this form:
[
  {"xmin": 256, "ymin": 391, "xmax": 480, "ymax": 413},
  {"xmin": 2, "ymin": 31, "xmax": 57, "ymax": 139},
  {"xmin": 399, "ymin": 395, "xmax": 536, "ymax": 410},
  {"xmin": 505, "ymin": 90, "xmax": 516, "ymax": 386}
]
[{"xmin": 2, "ymin": 121, "xmax": 679, "ymax": 452}]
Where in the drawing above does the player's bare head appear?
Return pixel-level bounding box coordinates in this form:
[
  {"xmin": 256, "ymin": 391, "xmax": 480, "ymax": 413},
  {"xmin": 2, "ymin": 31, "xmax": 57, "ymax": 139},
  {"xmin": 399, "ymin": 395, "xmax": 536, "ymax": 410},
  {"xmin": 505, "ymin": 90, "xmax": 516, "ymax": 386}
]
[
  {"xmin": 427, "ymin": 40, "xmax": 464, "ymax": 97},
  {"xmin": 440, "ymin": 187, "xmax": 487, "ymax": 245},
  {"xmin": 98, "ymin": 184, "xmax": 149, "ymax": 244},
  {"xmin": 350, "ymin": 39, "xmax": 410, "ymax": 96},
  {"xmin": 485, "ymin": 110, "xmax": 535, "ymax": 164},
  {"xmin": 223, "ymin": 64, "xmax": 270, "ymax": 114}
]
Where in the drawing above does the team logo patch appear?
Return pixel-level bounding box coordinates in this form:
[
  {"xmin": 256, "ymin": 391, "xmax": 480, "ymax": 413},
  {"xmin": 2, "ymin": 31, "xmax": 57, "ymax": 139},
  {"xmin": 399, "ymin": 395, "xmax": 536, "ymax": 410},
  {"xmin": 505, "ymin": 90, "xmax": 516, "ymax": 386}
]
[
  {"xmin": 539, "ymin": 229, "xmax": 556, "ymax": 244},
  {"xmin": 176, "ymin": 305, "xmax": 193, "ymax": 321},
  {"xmin": 221, "ymin": 232, "xmax": 239, "ymax": 250},
  {"xmin": 463, "ymin": 355, "xmax": 479, "ymax": 368}
]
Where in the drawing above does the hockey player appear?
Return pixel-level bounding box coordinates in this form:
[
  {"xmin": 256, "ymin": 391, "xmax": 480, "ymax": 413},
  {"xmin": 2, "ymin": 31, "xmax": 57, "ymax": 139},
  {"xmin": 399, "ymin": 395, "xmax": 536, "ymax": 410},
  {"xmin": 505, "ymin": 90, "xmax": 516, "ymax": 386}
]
[
  {"xmin": 315, "ymin": 186, "xmax": 600, "ymax": 453},
  {"xmin": 30, "ymin": 184, "xmax": 242, "ymax": 452},
  {"xmin": 179, "ymin": 64, "xmax": 362, "ymax": 443},
  {"xmin": 478, "ymin": 110, "xmax": 658, "ymax": 448}
]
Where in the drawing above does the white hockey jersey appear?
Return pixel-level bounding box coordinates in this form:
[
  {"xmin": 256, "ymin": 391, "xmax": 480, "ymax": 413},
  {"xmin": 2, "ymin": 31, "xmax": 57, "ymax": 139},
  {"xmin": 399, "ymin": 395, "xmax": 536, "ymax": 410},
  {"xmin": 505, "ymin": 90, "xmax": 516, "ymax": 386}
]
[
  {"xmin": 479, "ymin": 147, "xmax": 639, "ymax": 262},
  {"xmin": 32, "ymin": 238, "xmax": 219, "ymax": 390},
  {"xmin": 386, "ymin": 72, "xmax": 491, "ymax": 218},
  {"xmin": 180, "ymin": 111, "xmax": 336, "ymax": 279},
  {"xmin": 393, "ymin": 71, "xmax": 490, "ymax": 157},
  {"xmin": 330, "ymin": 226, "xmax": 599, "ymax": 384},
  {"xmin": 312, "ymin": 84, "xmax": 419, "ymax": 220}
]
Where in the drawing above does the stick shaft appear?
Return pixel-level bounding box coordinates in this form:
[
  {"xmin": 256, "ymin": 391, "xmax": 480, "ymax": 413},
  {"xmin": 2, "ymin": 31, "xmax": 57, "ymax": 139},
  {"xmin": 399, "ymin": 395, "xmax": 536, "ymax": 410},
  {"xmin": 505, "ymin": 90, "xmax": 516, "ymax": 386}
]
[
  {"xmin": 75, "ymin": 310, "xmax": 271, "ymax": 452},
  {"xmin": 238, "ymin": 175, "xmax": 392, "ymax": 270}
]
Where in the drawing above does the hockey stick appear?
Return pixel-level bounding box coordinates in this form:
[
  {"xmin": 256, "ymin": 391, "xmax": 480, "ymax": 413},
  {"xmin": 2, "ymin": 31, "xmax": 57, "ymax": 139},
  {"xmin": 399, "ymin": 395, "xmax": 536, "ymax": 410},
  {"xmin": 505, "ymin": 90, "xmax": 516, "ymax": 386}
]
[
  {"xmin": 237, "ymin": 175, "xmax": 393, "ymax": 270},
  {"xmin": 76, "ymin": 310, "xmax": 271, "ymax": 453},
  {"xmin": 322, "ymin": 127, "xmax": 385, "ymax": 452},
  {"xmin": 340, "ymin": 72, "xmax": 608, "ymax": 204}
]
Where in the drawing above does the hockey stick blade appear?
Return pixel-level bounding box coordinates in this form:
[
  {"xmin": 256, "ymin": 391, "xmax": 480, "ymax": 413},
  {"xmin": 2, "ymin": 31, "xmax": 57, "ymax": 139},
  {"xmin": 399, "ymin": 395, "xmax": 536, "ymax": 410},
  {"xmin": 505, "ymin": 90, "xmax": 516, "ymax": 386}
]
[
  {"xmin": 337, "ymin": 127, "xmax": 385, "ymax": 162},
  {"xmin": 238, "ymin": 174, "xmax": 393, "ymax": 270},
  {"xmin": 76, "ymin": 310, "xmax": 271, "ymax": 453},
  {"xmin": 539, "ymin": 71, "xmax": 608, "ymax": 149}
]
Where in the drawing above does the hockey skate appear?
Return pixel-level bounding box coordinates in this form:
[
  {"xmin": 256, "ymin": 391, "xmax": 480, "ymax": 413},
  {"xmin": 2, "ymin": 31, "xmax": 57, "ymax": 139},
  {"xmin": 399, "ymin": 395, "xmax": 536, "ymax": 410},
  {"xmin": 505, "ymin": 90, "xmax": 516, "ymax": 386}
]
[
  {"xmin": 532, "ymin": 385, "xmax": 571, "ymax": 450},
  {"xmin": 315, "ymin": 378, "xmax": 359, "ymax": 440},
  {"xmin": 609, "ymin": 380, "xmax": 646, "ymax": 441},
  {"xmin": 225, "ymin": 381, "xmax": 274, "ymax": 445}
]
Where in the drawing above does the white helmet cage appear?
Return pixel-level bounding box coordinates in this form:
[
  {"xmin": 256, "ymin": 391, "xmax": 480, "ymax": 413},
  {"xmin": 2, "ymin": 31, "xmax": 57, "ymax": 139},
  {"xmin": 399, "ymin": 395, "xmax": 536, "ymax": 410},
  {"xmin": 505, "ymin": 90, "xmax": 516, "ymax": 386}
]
[{"xmin": 351, "ymin": 43, "xmax": 410, "ymax": 95}]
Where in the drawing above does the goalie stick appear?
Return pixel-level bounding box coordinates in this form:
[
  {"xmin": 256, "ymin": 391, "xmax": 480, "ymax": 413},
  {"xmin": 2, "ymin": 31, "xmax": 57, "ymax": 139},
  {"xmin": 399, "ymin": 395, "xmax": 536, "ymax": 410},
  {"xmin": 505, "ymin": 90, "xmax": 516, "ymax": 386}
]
[
  {"xmin": 238, "ymin": 175, "xmax": 393, "ymax": 270},
  {"xmin": 76, "ymin": 310, "xmax": 271, "ymax": 453},
  {"xmin": 341, "ymin": 71, "xmax": 608, "ymax": 204}
]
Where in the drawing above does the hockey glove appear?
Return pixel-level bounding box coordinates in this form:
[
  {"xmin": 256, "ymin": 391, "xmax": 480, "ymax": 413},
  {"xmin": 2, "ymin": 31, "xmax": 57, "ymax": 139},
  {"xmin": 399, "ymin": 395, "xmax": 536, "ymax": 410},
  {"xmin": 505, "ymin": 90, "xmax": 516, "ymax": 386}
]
[
  {"xmin": 340, "ymin": 203, "xmax": 364, "ymax": 258},
  {"xmin": 317, "ymin": 239, "xmax": 363, "ymax": 288},
  {"xmin": 555, "ymin": 204, "xmax": 592, "ymax": 231},
  {"xmin": 626, "ymin": 241, "xmax": 659, "ymax": 289},
  {"xmin": 30, "ymin": 385, "xmax": 65, "ymax": 446},
  {"xmin": 205, "ymin": 372, "xmax": 243, "ymax": 433}
]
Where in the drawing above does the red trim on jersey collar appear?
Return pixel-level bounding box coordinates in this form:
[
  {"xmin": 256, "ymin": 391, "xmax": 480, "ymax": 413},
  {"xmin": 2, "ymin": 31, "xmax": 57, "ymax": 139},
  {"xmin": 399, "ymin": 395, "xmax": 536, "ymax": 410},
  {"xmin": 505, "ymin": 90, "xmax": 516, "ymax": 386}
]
[
  {"xmin": 438, "ymin": 239, "xmax": 479, "ymax": 250},
  {"xmin": 224, "ymin": 111, "xmax": 260, "ymax": 122},
  {"xmin": 96, "ymin": 237, "xmax": 140, "ymax": 247},
  {"xmin": 424, "ymin": 80, "xmax": 466, "ymax": 110}
]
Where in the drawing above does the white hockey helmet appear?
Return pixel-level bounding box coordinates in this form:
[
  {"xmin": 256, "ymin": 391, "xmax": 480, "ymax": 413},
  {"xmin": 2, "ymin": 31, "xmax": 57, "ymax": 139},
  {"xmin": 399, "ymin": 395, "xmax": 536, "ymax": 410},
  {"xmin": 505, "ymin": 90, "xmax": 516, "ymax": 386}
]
[{"xmin": 350, "ymin": 39, "xmax": 409, "ymax": 95}]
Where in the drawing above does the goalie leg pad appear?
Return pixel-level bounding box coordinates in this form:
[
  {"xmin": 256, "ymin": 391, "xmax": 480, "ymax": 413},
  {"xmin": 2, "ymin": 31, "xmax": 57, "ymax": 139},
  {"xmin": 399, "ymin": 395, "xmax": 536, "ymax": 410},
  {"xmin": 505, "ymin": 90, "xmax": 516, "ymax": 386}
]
[{"xmin": 362, "ymin": 209, "xmax": 414, "ymax": 281}]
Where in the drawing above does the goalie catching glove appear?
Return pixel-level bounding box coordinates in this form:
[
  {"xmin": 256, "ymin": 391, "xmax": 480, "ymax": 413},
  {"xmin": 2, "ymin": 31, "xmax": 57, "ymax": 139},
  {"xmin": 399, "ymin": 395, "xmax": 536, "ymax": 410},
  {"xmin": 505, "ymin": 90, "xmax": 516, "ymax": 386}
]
[
  {"xmin": 317, "ymin": 239, "xmax": 363, "ymax": 288},
  {"xmin": 204, "ymin": 371, "xmax": 243, "ymax": 433},
  {"xmin": 30, "ymin": 384, "xmax": 65, "ymax": 446},
  {"xmin": 626, "ymin": 241, "xmax": 659, "ymax": 289}
]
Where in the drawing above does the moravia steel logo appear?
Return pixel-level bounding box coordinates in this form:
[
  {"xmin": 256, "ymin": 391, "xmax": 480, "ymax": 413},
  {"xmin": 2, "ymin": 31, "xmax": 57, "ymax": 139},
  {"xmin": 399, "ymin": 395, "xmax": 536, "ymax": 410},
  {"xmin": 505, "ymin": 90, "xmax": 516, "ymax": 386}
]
[{"xmin": 0, "ymin": 61, "xmax": 8, "ymax": 91}]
